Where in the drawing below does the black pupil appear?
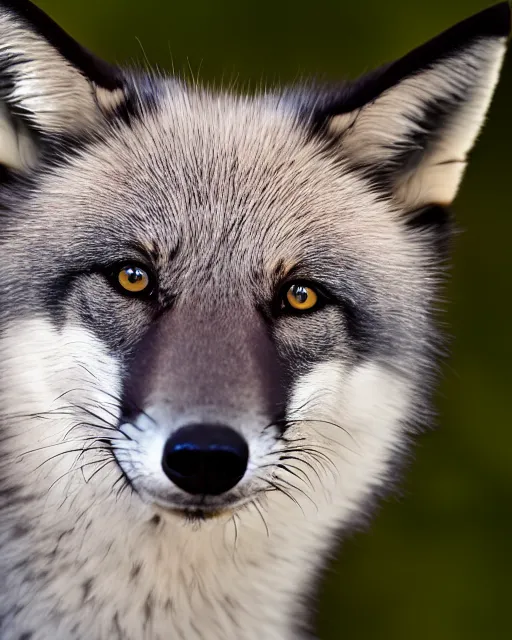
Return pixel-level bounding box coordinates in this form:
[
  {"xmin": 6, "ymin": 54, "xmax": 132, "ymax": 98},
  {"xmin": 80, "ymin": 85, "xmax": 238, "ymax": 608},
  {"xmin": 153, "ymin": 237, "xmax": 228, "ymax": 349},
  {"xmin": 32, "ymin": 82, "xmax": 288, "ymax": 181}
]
[
  {"xmin": 127, "ymin": 268, "xmax": 143, "ymax": 283},
  {"xmin": 292, "ymin": 285, "xmax": 308, "ymax": 303}
]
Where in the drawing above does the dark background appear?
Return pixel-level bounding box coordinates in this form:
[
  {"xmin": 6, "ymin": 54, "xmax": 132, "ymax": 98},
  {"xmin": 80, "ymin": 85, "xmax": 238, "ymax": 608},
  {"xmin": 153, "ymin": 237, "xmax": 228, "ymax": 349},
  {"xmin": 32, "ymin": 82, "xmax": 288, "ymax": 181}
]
[{"xmin": 36, "ymin": 1, "xmax": 512, "ymax": 638}]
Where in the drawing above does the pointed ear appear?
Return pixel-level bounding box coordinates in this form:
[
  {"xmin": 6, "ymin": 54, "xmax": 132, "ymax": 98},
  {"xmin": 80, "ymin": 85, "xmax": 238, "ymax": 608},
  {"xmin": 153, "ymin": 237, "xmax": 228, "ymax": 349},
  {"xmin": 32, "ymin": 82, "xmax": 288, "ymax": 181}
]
[
  {"xmin": 0, "ymin": 0, "xmax": 126, "ymax": 171},
  {"xmin": 321, "ymin": 3, "xmax": 510, "ymax": 209}
]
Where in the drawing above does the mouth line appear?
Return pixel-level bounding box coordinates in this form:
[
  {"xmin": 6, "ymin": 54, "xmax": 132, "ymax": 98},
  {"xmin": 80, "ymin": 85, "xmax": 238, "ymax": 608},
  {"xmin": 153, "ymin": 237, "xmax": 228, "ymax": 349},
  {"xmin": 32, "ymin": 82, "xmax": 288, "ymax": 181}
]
[
  {"xmin": 166, "ymin": 506, "xmax": 232, "ymax": 521},
  {"xmin": 151, "ymin": 495, "xmax": 253, "ymax": 520}
]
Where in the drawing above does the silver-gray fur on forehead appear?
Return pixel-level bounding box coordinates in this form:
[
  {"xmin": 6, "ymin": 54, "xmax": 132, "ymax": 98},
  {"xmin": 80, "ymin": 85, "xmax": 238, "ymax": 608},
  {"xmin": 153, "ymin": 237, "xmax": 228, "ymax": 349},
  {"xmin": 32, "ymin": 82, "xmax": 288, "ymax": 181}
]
[{"xmin": 0, "ymin": 0, "xmax": 508, "ymax": 215}]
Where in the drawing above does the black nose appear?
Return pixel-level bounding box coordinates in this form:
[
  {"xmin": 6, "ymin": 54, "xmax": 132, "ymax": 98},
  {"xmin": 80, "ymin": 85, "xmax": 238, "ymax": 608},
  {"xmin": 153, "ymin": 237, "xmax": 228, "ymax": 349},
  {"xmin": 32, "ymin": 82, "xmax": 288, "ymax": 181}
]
[{"xmin": 162, "ymin": 424, "xmax": 249, "ymax": 496}]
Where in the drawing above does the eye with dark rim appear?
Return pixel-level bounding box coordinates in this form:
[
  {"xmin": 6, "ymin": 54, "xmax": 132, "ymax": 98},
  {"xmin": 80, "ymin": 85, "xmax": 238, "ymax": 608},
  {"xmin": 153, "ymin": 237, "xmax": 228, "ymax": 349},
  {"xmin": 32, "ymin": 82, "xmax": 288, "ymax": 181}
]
[
  {"xmin": 107, "ymin": 263, "xmax": 156, "ymax": 299},
  {"xmin": 277, "ymin": 281, "xmax": 328, "ymax": 315}
]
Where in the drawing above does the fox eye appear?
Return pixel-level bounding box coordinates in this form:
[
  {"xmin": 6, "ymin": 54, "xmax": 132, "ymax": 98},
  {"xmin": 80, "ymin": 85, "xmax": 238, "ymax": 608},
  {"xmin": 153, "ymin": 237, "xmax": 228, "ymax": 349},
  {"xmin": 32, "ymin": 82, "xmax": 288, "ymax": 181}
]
[
  {"xmin": 117, "ymin": 265, "xmax": 151, "ymax": 295},
  {"xmin": 283, "ymin": 283, "xmax": 319, "ymax": 312}
]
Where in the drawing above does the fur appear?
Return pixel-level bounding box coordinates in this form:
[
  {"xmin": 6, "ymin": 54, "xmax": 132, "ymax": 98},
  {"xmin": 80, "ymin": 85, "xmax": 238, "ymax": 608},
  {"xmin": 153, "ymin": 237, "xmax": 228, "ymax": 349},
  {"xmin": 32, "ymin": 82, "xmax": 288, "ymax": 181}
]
[{"xmin": 0, "ymin": 2, "xmax": 509, "ymax": 638}]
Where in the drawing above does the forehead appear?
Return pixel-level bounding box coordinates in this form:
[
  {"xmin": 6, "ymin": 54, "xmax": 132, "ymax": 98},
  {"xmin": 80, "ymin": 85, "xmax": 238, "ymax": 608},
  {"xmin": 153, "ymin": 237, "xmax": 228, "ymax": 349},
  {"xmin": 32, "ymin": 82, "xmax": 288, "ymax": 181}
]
[{"xmin": 29, "ymin": 87, "xmax": 396, "ymax": 279}]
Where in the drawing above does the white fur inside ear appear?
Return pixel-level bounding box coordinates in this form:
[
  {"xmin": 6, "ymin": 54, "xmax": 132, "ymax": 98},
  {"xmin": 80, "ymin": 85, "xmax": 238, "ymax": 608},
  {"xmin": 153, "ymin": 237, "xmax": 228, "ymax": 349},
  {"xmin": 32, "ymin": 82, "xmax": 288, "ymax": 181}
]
[
  {"xmin": 0, "ymin": 13, "xmax": 98, "ymax": 132},
  {"xmin": 0, "ymin": 12, "xmax": 125, "ymax": 170},
  {"xmin": 330, "ymin": 37, "xmax": 508, "ymax": 208},
  {"xmin": 0, "ymin": 103, "xmax": 39, "ymax": 170},
  {"xmin": 94, "ymin": 85, "xmax": 126, "ymax": 113}
]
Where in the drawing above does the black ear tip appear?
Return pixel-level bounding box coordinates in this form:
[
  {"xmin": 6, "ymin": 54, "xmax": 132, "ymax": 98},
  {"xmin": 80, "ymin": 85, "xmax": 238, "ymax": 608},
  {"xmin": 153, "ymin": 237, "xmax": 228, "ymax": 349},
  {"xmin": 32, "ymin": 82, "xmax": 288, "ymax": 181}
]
[
  {"xmin": 476, "ymin": 2, "xmax": 511, "ymax": 38},
  {"xmin": 501, "ymin": 2, "xmax": 512, "ymax": 36}
]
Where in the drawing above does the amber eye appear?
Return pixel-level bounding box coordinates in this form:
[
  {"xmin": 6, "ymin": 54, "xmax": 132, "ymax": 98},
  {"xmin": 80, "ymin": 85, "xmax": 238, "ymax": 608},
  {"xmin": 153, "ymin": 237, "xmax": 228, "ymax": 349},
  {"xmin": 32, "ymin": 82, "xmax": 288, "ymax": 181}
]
[
  {"xmin": 117, "ymin": 265, "xmax": 150, "ymax": 294},
  {"xmin": 285, "ymin": 284, "xmax": 319, "ymax": 311}
]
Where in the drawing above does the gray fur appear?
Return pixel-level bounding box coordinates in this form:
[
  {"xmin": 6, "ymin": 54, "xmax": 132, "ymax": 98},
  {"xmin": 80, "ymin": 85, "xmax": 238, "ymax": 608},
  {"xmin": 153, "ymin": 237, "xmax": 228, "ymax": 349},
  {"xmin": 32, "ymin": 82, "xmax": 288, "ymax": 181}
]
[{"xmin": 0, "ymin": 2, "xmax": 509, "ymax": 638}]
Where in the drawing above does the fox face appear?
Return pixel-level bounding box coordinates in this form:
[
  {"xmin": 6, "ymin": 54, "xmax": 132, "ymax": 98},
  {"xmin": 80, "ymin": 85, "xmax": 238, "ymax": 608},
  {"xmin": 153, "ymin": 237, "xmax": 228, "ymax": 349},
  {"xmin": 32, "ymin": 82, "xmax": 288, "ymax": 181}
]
[{"xmin": 0, "ymin": 1, "xmax": 509, "ymax": 638}]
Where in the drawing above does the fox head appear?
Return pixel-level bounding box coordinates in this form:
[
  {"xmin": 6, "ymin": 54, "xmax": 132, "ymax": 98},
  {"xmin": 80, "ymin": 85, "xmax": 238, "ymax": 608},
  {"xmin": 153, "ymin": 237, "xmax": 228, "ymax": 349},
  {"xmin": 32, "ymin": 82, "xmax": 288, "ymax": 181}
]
[{"xmin": 0, "ymin": 1, "xmax": 509, "ymax": 636}]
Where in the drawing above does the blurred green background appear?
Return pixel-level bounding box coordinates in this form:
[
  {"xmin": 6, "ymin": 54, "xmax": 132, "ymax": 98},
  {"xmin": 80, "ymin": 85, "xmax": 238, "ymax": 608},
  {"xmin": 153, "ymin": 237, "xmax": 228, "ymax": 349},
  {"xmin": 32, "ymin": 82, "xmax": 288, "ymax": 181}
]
[{"xmin": 36, "ymin": 1, "xmax": 511, "ymax": 638}]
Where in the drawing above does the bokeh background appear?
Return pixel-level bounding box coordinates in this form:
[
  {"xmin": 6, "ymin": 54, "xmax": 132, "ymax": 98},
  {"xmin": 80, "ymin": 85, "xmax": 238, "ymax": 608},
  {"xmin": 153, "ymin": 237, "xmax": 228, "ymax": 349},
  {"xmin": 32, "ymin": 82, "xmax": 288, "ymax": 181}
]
[{"xmin": 36, "ymin": 1, "xmax": 511, "ymax": 638}]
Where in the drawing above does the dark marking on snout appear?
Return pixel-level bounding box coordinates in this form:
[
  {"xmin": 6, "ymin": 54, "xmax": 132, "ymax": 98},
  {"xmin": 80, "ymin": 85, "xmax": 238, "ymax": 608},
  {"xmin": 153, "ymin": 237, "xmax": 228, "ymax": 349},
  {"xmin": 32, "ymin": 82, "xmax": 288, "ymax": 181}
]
[{"xmin": 121, "ymin": 305, "xmax": 289, "ymax": 427}]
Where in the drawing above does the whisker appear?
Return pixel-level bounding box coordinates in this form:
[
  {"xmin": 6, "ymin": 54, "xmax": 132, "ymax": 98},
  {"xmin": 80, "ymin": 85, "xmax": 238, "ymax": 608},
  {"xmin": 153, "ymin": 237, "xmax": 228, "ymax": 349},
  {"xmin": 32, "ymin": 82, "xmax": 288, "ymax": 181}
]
[
  {"xmin": 31, "ymin": 446, "xmax": 114, "ymax": 472},
  {"xmin": 19, "ymin": 436, "xmax": 110, "ymax": 458},
  {"xmin": 251, "ymin": 498, "xmax": 270, "ymax": 538},
  {"xmin": 276, "ymin": 463, "xmax": 314, "ymax": 490},
  {"xmin": 85, "ymin": 458, "xmax": 117, "ymax": 484},
  {"xmin": 231, "ymin": 514, "xmax": 239, "ymax": 552},
  {"xmin": 261, "ymin": 478, "xmax": 305, "ymax": 515},
  {"xmin": 274, "ymin": 474, "xmax": 317, "ymax": 510},
  {"xmin": 279, "ymin": 455, "xmax": 323, "ymax": 484},
  {"xmin": 284, "ymin": 417, "xmax": 359, "ymax": 446},
  {"xmin": 47, "ymin": 458, "xmax": 112, "ymax": 493}
]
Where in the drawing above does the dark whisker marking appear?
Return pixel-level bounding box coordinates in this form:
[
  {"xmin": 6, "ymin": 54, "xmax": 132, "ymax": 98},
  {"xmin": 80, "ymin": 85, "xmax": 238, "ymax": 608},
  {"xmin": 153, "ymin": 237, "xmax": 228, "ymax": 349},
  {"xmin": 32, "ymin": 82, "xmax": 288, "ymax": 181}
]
[
  {"xmin": 261, "ymin": 395, "xmax": 319, "ymax": 433},
  {"xmin": 277, "ymin": 463, "xmax": 314, "ymax": 490},
  {"xmin": 271, "ymin": 446, "xmax": 337, "ymax": 471},
  {"xmin": 72, "ymin": 362, "xmax": 101, "ymax": 382},
  {"xmin": 100, "ymin": 389, "xmax": 158, "ymax": 427},
  {"xmin": 68, "ymin": 404, "xmax": 141, "ymax": 440},
  {"xmin": 285, "ymin": 395, "xmax": 320, "ymax": 417},
  {"xmin": 85, "ymin": 459, "xmax": 117, "ymax": 484},
  {"xmin": 280, "ymin": 455, "xmax": 323, "ymax": 484},
  {"xmin": 261, "ymin": 403, "xmax": 310, "ymax": 433},
  {"xmin": 232, "ymin": 513, "xmax": 241, "ymax": 553},
  {"xmin": 277, "ymin": 437, "xmax": 306, "ymax": 444},
  {"xmin": 40, "ymin": 395, "xmax": 119, "ymax": 428},
  {"xmin": 113, "ymin": 473, "xmax": 129, "ymax": 501},
  {"xmin": 79, "ymin": 402, "xmax": 121, "ymax": 424},
  {"xmin": 80, "ymin": 461, "xmax": 88, "ymax": 485},
  {"xmin": 258, "ymin": 461, "xmax": 312, "ymax": 489},
  {"xmin": 17, "ymin": 435, "xmax": 118, "ymax": 459},
  {"xmin": 261, "ymin": 478, "xmax": 305, "ymax": 515},
  {"xmin": 2, "ymin": 407, "xmax": 84, "ymax": 422},
  {"xmin": 31, "ymin": 406, "xmax": 118, "ymax": 430},
  {"xmin": 47, "ymin": 458, "xmax": 112, "ymax": 493},
  {"xmin": 111, "ymin": 456, "xmax": 142, "ymax": 499},
  {"xmin": 63, "ymin": 421, "xmax": 132, "ymax": 442},
  {"xmin": 74, "ymin": 405, "xmax": 126, "ymax": 430},
  {"xmin": 51, "ymin": 388, "xmax": 93, "ymax": 405},
  {"xmin": 274, "ymin": 474, "xmax": 318, "ymax": 510},
  {"xmin": 277, "ymin": 416, "xmax": 359, "ymax": 449},
  {"xmin": 31, "ymin": 446, "xmax": 114, "ymax": 472},
  {"xmin": 251, "ymin": 498, "xmax": 270, "ymax": 538},
  {"xmin": 272, "ymin": 442, "xmax": 336, "ymax": 459}
]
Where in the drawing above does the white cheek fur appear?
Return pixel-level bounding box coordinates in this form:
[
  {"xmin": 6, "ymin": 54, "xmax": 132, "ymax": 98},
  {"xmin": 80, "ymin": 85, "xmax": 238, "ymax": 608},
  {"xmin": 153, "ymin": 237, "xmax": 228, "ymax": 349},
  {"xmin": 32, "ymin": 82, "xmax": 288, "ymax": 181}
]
[{"xmin": 0, "ymin": 318, "xmax": 413, "ymax": 639}]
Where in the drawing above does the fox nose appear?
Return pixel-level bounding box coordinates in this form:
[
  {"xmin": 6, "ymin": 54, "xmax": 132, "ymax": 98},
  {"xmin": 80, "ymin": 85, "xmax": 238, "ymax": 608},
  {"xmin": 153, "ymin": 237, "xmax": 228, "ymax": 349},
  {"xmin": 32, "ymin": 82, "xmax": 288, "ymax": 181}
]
[{"xmin": 162, "ymin": 424, "xmax": 249, "ymax": 495}]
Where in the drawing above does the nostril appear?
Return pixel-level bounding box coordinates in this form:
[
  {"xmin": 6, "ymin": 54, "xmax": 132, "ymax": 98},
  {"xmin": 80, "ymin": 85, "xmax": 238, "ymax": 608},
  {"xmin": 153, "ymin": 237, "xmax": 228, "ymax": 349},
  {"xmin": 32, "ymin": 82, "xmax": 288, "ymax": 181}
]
[{"xmin": 162, "ymin": 425, "xmax": 249, "ymax": 496}]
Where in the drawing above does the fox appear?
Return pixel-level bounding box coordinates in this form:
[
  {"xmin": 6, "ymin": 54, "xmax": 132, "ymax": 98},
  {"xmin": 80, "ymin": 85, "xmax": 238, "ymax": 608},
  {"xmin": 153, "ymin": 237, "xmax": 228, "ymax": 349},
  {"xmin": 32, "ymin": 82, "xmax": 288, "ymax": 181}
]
[{"xmin": 0, "ymin": 0, "xmax": 509, "ymax": 638}]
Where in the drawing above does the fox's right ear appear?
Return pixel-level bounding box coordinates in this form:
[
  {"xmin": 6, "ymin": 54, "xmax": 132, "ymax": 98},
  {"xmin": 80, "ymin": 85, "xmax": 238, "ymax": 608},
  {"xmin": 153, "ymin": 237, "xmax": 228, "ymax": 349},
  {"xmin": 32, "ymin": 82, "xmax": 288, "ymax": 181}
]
[{"xmin": 0, "ymin": 0, "xmax": 126, "ymax": 171}]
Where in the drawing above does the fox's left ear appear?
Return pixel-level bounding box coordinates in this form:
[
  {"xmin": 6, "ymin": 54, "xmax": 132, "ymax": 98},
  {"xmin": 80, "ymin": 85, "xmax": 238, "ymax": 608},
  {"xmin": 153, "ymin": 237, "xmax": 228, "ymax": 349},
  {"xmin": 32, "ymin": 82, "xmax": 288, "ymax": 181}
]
[
  {"xmin": 0, "ymin": 0, "xmax": 125, "ymax": 171},
  {"xmin": 319, "ymin": 3, "xmax": 511, "ymax": 209}
]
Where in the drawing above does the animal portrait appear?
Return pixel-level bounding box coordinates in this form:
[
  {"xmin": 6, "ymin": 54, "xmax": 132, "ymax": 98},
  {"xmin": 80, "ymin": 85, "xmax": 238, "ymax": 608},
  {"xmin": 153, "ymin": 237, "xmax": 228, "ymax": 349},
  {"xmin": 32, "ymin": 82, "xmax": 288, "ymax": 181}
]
[{"xmin": 0, "ymin": 1, "xmax": 510, "ymax": 638}]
